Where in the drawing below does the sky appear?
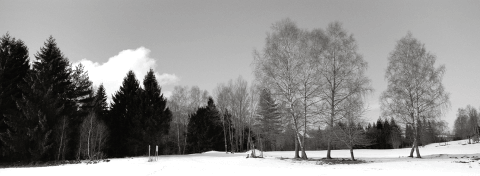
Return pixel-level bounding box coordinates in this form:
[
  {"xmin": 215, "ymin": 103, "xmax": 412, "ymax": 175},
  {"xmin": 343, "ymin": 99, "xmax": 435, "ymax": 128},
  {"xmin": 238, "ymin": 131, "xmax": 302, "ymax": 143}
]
[{"xmin": 1, "ymin": 0, "xmax": 479, "ymax": 130}]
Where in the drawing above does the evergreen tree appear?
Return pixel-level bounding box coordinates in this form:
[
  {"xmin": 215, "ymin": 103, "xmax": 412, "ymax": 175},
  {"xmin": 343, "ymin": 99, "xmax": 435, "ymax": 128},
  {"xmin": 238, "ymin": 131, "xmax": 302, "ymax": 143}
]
[
  {"xmin": 108, "ymin": 70, "xmax": 142, "ymax": 157},
  {"xmin": 186, "ymin": 98, "xmax": 224, "ymax": 154},
  {"xmin": 65, "ymin": 63, "xmax": 93, "ymax": 159},
  {"xmin": 93, "ymin": 84, "xmax": 108, "ymax": 120},
  {"xmin": 141, "ymin": 69, "xmax": 172, "ymax": 153},
  {"xmin": 0, "ymin": 33, "xmax": 30, "ymax": 161},
  {"xmin": 405, "ymin": 124, "xmax": 414, "ymax": 147},
  {"xmin": 13, "ymin": 36, "xmax": 74, "ymax": 161},
  {"xmin": 383, "ymin": 119, "xmax": 391, "ymax": 149},
  {"xmin": 417, "ymin": 118, "xmax": 423, "ymax": 146},
  {"xmin": 375, "ymin": 119, "xmax": 384, "ymax": 149},
  {"xmin": 389, "ymin": 118, "xmax": 402, "ymax": 149},
  {"xmin": 256, "ymin": 89, "xmax": 281, "ymax": 151}
]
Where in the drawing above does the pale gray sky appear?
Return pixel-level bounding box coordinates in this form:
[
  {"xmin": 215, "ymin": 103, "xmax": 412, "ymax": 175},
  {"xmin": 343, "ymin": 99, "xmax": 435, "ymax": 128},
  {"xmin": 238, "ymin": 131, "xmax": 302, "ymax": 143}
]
[{"xmin": 1, "ymin": 0, "xmax": 479, "ymax": 130}]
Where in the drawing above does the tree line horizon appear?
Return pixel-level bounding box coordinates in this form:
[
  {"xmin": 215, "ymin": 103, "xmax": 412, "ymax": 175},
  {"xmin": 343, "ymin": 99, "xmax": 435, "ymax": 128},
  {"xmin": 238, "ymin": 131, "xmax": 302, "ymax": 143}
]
[{"xmin": 1, "ymin": 18, "xmax": 478, "ymax": 164}]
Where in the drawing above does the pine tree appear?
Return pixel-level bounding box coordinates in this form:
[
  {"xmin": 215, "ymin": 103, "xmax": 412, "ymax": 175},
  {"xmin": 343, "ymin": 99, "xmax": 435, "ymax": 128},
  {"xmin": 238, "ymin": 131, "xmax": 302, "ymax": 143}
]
[
  {"xmin": 93, "ymin": 84, "xmax": 108, "ymax": 119},
  {"xmin": 0, "ymin": 33, "xmax": 30, "ymax": 161},
  {"xmin": 65, "ymin": 63, "xmax": 93, "ymax": 159},
  {"xmin": 141, "ymin": 69, "xmax": 172, "ymax": 153},
  {"xmin": 417, "ymin": 118, "xmax": 424, "ymax": 146},
  {"xmin": 186, "ymin": 98, "xmax": 224, "ymax": 154},
  {"xmin": 405, "ymin": 124, "xmax": 414, "ymax": 147},
  {"xmin": 375, "ymin": 119, "xmax": 384, "ymax": 149},
  {"xmin": 12, "ymin": 36, "xmax": 74, "ymax": 161},
  {"xmin": 256, "ymin": 89, "xmax": 281, "ymax": 151},
  {"xmin": 389, "ymin": 118, "xmax": 402, "ymax": 149},
  {"xmin": 108, "ymin": 70, "xmax": 142, "ymax": 157},
  {"xmin": 383, "ymin": 119, "xmax": 391, "ymax": 149}
]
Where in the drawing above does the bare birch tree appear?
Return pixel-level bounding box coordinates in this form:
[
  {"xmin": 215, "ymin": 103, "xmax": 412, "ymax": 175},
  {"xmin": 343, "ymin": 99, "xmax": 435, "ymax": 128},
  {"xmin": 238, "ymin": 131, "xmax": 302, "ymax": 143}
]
[
  {"xmin": 79, "ymin": 112, "xmax": 108, "ymax": 161},
  {"xmin": 316, "ymin": 22, "xmax": 372, "ymax": 159},
  {"xmin": 168, "ymin": 85, "xmax": 209, "ymax": 154},
  {"xmin": 332, "ymin": 95, "xmax": 370, "ymax": 161},
  {"xmin": 253, "ymin": 19, "xmax": 309, "ymax": 159},
  {"xmin": 380, "ymin": 32, "xmax": 450, "ymax": 158},
  {"xmin": 214, "ymin": 76, "xmax": 251, "ymax": 153}
]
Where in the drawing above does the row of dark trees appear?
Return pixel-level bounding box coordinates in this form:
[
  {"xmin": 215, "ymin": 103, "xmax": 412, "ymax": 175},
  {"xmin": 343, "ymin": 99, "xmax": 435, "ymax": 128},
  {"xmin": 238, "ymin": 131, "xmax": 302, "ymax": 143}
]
[
  {"xmin": 0, "ymin": 34, "xmax": 92, "ymax": 162},
  {"xmin": 364, "ymin": 118, "xmax": 447, "ymax": 150},
  {"xmin": 365, "ymin": 118, "xmax": 402, "ymax": 149},
  {"xmin": 0, "ymin": 33, "xmax": 172, "ymax": 163},
  {"xmin": 106, "ymin": 70, "xmax": 172, "ymax": 158}
]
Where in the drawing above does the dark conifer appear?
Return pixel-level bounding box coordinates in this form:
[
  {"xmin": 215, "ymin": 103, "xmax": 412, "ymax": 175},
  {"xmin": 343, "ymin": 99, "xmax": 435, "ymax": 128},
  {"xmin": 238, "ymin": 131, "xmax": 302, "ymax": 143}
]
[
  {"xmin": 108, "ymin": 70, "xmax": 142, "ymax": 157},
  {"xmin": 13, "ymin": 36, "xmax": 74, "ymax": 161},
  {"xmin": 389, "ymin": 118, "xmax": 402, "ymax": 148},
  {"xmin": 93, "ymin": 84, "xmax": 108, "ymax": 120},
  {"xmin": 0, "ymin": 33, "xmax": 30, "ymax": 161},
  {"xmin": 141, "ymin": 69, "xmax": 172, "ymax": 153},
  {"xmin": 256, "ymin": 89, "xmax": 281, "ymax": 151},
  {"xmin": 187, "ymin": 98, "xmax": 224, "ymax": 154}
]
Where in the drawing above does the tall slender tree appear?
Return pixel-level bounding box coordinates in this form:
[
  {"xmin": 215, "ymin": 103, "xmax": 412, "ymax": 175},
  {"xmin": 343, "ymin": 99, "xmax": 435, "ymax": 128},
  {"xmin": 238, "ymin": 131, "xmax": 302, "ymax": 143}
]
[
  {"xmin": 141, "ymin": 69, "xmax": 172, "ymax": 153},
  {"xmin": 253, "ymin": 18, "xmax": 309, "ymax": 159},
  {"xmin": 317, "ymin": 22, "xmax": 372, "ymax": 159},
  {"xmin": 108, "ymin": 70, "xmax": 142, "ymax": 157},
  {"xmin": 380, "ymin": 32, "xmax": 450, "ymax": 158}
]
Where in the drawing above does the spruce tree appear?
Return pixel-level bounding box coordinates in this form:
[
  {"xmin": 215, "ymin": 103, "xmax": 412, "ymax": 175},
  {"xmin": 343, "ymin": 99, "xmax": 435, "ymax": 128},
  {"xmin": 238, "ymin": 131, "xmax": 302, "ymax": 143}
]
[
  {"xmin": 256, "ymin": 89, "xmax": 281, "ymax": 151},
  {"xmin": 389, "ymin": 118, "xmax": 402, "ymax": 148},
  {"xmin": 383, "ymin": 119, "xmax": 391, "ymax": 149},
  {"xmin": 66, "ymin": 63, "xmax": 93, "ymax": 159},
  {"xmin": 108, "ymin": 70, "xmax": 142, "ymax": 157},
  {"xmin": 141, "ymin": 69, "xmax": 172, "ymax": 153},
  {"xmin": 186, "ymin": 98, "xmax": 224, "ymax": 154},
  {"xmin": 0, "ymin": 33, "xmax": 30, "ymax": 161},
  {"xmin": 12, "ymin": 36, "xmax": 74, "ymax": 161},
  {"xmin": 93, "ymin": 84, "xmax": 108, "ymax": 120},
  {"xmin": 405, "ymin": 124, "xmax": 414, "ymax": 146}
]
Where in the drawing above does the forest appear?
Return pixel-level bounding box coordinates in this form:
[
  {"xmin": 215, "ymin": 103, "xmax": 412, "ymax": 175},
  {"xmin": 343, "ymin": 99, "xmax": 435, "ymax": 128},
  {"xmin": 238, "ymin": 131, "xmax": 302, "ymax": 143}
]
[{"xmin": 1, "ymin": 19, "xmax": 479, "ymax": 164}]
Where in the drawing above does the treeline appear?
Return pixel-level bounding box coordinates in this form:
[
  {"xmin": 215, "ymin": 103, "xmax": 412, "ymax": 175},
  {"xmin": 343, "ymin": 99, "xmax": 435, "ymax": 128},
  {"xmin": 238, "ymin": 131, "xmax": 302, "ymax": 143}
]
[
  {"xmin": 0, "ymin": 34, "xmax": 171, "ymax": 163},
  {"xmin": 364, "ymin": 118, "xmax": 448, "ymax": 149},
  {"xmin": 453, "ymin": 105, "xmax": 480, "ymax": 143}
]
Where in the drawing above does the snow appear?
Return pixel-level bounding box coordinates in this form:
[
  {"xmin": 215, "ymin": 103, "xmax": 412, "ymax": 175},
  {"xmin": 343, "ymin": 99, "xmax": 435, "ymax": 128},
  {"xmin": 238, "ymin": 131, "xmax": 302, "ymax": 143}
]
[{"xmin": 1, "ymin": 140, "xmax": 479, "ymax": 176}]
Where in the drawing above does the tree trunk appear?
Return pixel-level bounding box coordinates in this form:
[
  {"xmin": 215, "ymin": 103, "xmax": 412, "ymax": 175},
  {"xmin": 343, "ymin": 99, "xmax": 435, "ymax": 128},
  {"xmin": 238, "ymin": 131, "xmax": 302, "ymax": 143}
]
[
  {"xmin": 327, "ymin": 126, "xmax": 332, "ymax": 159},
  {"xmin": 302, "ymin": 101, "xmax": 308, "ymax": 160},
  {"xmin": 294, "ymin": 137, "xmax": 300, "ymax": 158},
  {"xmin": 296, "ymin": 133, "xmax": 307, "ymax": 159},
  {"xmin": 176, "ymin": 118, "xmax": 181, "ymax": 154},
  {"xmin": 414, "ymin": 139, "xmax": 421, "ymax": 158},
  {"xmin": 222, "ymin": 111, "xmax": 228, "ymax": 154},
  {"xmin": 87, "ymin": 115, "xmax": 93, "ymax": 159},
  {"xmin": 350, "ymin": 148, "xmax": 355, "ymax": 161},
  {"xmin": 409, "ymin": 139, "xmax": 415, "ymax": 157},
  {"xmin": 57, "ymin": 116, "xmax": 67, "ymax": 161},
  {"xmin": 183, "ymin": 122, "xmax": 187, "ymax": 155},
  {"xmin": 229, "ymin": 120, "xmax": 234, "ymax": 153}
]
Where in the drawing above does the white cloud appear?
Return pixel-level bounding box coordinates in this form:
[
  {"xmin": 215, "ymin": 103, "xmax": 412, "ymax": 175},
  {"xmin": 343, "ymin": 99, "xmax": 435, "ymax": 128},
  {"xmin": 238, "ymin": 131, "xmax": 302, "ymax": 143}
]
[
  {"xmin": 74, "ymin": 47, "xmax": 179, "ymax": 102},
  {"xmin": 156, "ymin": 73, "xmax": 179, "ymax": 86},
  {"xmin": 162, "ymin": 91, "xmax": 172, "ymax": 98}
]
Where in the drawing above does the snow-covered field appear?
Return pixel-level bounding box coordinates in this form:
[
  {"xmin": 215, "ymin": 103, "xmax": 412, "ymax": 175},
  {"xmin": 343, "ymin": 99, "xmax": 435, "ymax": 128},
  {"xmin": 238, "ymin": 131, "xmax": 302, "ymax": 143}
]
[{"xmin": 1, "ymin": 140, "xmax": 478, "ymax": 176}]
